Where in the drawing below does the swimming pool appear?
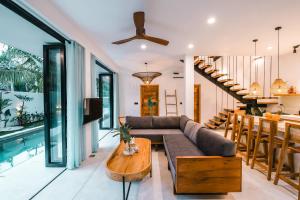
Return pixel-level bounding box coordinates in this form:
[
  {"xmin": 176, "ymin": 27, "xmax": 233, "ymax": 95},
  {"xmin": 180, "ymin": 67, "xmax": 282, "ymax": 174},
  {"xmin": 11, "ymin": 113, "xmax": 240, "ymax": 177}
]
[{"xmin": 0, "ymin": 128, "xmax": 45, "ymax": 173}]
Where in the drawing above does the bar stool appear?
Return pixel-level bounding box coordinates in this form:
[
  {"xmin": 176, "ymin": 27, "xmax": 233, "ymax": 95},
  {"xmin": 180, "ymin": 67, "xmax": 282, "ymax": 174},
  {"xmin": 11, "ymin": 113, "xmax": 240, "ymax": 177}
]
[
  {"xmin": 251, "ymin": 117, "xmax": 282, "ymax": 180},
  {"xmin": 236, "ymin": 115, "xmax": 255, "ymax": 165},
  {"xmin": 224, "ymin": 112, "xmax": 234, "ymax": 138},
  {"xmin": 274, "ymin": 122, "xmax": 300, "ymax": 198}
]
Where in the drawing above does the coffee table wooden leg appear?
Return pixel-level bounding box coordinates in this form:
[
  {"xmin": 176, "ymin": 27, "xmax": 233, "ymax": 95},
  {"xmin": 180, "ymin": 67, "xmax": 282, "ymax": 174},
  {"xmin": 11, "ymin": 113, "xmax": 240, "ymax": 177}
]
[{"xmin": 122, "ymin": 176, "xmax": 132, "ymax": 200}]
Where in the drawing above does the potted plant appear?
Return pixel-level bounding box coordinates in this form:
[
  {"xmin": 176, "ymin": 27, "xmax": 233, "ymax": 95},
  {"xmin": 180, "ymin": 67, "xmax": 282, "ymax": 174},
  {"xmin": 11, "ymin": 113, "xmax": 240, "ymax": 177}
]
[{"xmin": 113, "ymin": 124, "xmax": 134, "ymax": 155}]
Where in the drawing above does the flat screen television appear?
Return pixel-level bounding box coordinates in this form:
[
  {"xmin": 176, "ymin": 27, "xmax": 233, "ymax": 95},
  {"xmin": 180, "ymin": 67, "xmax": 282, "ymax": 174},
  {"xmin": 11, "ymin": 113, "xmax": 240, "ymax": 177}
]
[{"xmin": 83, "ymin": 98, "xmax": 102, "ymax": 124}]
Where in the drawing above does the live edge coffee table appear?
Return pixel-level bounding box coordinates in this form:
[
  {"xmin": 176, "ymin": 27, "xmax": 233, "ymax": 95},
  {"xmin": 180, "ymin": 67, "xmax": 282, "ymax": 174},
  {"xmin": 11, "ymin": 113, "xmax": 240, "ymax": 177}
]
[{"xmin": 106, "ymin": 138, "xmax": 152, "ymax": 200}]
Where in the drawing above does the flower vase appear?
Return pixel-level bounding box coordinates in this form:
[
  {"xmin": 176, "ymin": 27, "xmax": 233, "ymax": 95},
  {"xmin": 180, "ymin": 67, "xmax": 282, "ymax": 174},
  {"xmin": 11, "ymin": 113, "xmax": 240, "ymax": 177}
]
[{"xmin": 123, "ymin": 142, "xmax": 134, "ymax": 156}]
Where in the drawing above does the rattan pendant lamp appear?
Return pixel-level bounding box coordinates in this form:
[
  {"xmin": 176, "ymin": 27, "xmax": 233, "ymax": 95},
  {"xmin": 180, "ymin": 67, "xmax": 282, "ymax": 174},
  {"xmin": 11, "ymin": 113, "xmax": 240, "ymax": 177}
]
[
  {"xmin": 132, "ymin": 62, "xmax": 161, "ymax": 84},
  {"xmin": 271, "ymin": 26, "xmax": 288, "ymax": 94},
  {"xmin": 249, "ymin": 39, "xmax": 263, "ymax": 97}
]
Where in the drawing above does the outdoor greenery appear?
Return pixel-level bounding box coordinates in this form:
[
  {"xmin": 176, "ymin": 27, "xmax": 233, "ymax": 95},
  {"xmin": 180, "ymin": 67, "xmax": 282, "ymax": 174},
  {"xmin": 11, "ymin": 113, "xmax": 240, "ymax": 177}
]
[
  {"xmin": 0, "ymin": 42, "xmax": 43, "ymax": 92},
  {"xmin": 0, "ymin": 92, "xmax": 12, "ymax": 127}
]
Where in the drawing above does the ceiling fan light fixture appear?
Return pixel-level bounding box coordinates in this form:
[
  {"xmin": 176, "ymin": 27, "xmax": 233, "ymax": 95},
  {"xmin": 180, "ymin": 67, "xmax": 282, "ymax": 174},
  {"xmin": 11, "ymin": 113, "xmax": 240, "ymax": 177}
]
[
  {"xmin": 140, "ymin": 44, "xmax": 147, "ymax": 50},
  {"xmin": 188, "ymin": 43, "xmax": 194, "ymax": 49},
  {"xmin": 207, "ymin": 17, "xmax": 216, "ymax": 25}
]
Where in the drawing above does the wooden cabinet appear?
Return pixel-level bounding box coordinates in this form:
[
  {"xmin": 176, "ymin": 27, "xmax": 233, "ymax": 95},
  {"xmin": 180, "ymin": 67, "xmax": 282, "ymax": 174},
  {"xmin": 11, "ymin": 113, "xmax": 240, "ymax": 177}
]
[{"xmin": 140, "ymin": 85, "xmax": 159, "ymax": 116}]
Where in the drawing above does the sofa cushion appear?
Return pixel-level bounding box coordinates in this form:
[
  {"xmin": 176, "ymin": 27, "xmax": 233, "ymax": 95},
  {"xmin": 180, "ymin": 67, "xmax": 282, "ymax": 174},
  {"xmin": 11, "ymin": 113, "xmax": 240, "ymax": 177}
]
[
  {"xmin": 130, "ymin": 129, "xmax": 183, "ymax": 143},
  {"xmin": 183, "ymin": 121, "xmax": 196, "ymax": 138},
  {"xmin": 152, "ymin": 116, "xmax": 180, "ymax": 129},
  {"xmin": 188, "ymin": 123, "xmax": 202, "ymax": 144},
  {"xmin": 163, "ymin": 134, "xmax": 205, "ymax": 169},
  {"xmin": 125, "ymin": 116, "xmax": 152, "ymax": 129},
  {"xmin": 196, "ymin": 127, "xmax": 236, "ymax": 156},
  {"xmin": 130, "ymin": 129, "xmax": 183, "ymax": 136},
  {"xmin": 180, "ymin": 115, "xmax": 191, "ymax": 132}
]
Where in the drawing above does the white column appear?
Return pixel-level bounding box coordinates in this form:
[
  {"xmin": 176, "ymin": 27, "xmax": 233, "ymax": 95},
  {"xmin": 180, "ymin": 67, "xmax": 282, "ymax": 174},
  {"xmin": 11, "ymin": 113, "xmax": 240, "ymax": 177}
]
[{"xmin": 184, "ymin": 55, "xmax": 194, "ymax": 119}]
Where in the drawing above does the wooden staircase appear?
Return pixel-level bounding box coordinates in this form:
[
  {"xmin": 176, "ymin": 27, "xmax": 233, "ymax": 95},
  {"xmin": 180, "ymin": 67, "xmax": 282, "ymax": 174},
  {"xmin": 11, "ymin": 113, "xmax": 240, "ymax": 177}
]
[
  {"xmin": 193, "ymin": 56, "xmax": 279, "ymax": 129},
  {"xmin": 204, "ymin": 108, "xmax": 234, "ymax": 129}
]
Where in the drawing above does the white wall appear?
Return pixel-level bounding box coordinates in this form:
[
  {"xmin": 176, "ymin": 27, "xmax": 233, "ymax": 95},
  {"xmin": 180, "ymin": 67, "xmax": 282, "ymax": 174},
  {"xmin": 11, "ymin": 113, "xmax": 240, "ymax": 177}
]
[
  {"xmin": 23, "ymin": 0, "xmax": 120, "ymax": 158},
  {"xmin": 119, "ymin": 66, "xmax": 185, "ymax": 117}
]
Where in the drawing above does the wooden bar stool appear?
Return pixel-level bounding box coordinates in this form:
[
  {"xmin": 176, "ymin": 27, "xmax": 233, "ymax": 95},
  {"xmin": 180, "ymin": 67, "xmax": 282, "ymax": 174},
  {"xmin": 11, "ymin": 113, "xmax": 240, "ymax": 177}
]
[
  {"xmin": 251, "ymin": 117, "xmax": 282, "ymax": 180},
  {"xmin": 236, "ymin": 115, "xmax": 255, "ymax": 165},
  {"xmin": 274, "ymin": 122, "xmax": 300, "ymax": 198},
  {"xmin": 224, "ymin": 112, "xmax": 234, "ymax": 139}
]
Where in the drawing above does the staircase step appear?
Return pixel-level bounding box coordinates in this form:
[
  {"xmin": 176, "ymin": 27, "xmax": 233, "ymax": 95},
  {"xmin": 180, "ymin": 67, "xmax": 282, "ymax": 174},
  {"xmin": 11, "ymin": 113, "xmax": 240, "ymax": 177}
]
[
  {"xmin": 219, "ymin": 112, "xmax": 228, "ymax": 116},
  {"xmin": 230, "ymin": 87, "xmax": 243, "ymax": 92},
  {"xmin": 205, "ymin": 123, "xmax": 217, "ymax": 129},
  {"xmin": 218, "ymin": 78, "xmax": 233, "ymax": 83},
  {"xmin": 206, "ymin": 69, "xmax": 219, "ymax": 74},
  {"xmin": 194, "ymin": 59, "xmax": 204, "ymax": 66},
  {"xmin": 199, "ymin": 64, "xmax": 212, "ymax": 70},
  {"xmin": 211, "ymin": 73, "xmax": 227, "ymax": 79},
  {"xmin": 237, "ymin": 105, "xmax": 247, "ymax": 109},
  {"xmin": 214, "ymin": 115, "xmax": 227, "ymax": 121},
  {"xmin": 209, "ymin": 119, "xmax": 223, "ymax": 125},
  {"xmin": 224, "ymin": 108, "xmax": 234, "ymax": 113},
  {"xmin": 243, "ymin": 95, "xmax": 258, "ymax": 100},
  {"xmin": 224, "ymin": 83, "xmax": 239, "ymax": 87},
  {"xmin": 236, "ymin": 90, "xmax": 249, "ymax": 95},
  {"xmin": 256, "ymin": 98, "xmax": 279, "ymax": 104}
]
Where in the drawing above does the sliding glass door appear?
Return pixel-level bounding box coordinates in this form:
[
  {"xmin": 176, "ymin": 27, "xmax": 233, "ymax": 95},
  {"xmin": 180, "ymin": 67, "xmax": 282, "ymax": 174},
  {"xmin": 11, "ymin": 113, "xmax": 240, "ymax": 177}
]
[
  {"xmin": 43, "ymin": 44, "xmax": 67, "ymax": 167},
  {"xmin": 99, "ymin": 74, "xmax": 113, "ymax": 129}
]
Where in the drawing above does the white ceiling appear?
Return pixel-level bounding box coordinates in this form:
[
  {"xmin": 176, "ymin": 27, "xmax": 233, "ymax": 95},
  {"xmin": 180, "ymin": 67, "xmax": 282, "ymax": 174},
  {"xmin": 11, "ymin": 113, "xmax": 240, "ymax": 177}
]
[{"xmin": 48, "ymin": 0, "xmax": 300, "ymax": 71}]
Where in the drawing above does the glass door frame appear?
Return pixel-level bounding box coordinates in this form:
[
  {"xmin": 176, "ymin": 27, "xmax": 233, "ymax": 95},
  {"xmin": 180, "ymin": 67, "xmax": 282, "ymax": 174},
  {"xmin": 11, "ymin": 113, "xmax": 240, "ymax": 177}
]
[
  {"xmin": 43, "ymin": 44, "xmax": 67, "ymax": 167},
  {"xmin": 99, "ymin": 73, "xmax": 114, "ymax": 129}
]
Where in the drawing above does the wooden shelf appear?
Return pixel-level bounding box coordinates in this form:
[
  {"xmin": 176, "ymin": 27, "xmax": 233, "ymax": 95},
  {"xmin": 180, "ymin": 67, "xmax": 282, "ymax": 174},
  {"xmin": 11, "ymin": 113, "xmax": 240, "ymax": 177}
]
[{"xmin": 274, "ymin": 93, "xmax": 300, "ymax": 96}]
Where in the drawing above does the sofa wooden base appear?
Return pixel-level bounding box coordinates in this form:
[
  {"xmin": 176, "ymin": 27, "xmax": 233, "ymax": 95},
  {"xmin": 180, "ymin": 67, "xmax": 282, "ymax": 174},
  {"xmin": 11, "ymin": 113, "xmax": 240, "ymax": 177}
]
[{"xmin": 175, "ymin": 156, "xmax": 242, "ymax": 194}]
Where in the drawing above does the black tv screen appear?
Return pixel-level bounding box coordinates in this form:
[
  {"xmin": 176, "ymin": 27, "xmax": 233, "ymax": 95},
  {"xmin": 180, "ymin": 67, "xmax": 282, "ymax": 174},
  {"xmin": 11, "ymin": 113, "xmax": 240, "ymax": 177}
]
[{"xmin": 83, "ymin": 98, "xmax": 102, "ymax": 124}]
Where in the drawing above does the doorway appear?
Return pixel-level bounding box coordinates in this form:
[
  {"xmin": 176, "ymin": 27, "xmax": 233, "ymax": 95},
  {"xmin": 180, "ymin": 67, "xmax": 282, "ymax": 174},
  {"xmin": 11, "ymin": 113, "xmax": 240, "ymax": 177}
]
[
  {"xmin": 194, "ymin": 84, "xmax": 201, "ymax": 123},
  {"xmin": 140, "ymin": 85, "xmax": 159, "ymax": 116},
  {"xmin": 99, "ymin": 73, "xmax": 113, "ymax": 129}
]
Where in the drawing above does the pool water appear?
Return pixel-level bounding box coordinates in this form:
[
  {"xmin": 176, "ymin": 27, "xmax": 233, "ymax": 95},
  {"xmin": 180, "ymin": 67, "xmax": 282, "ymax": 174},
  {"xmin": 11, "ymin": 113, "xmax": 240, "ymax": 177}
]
[{"xmin": 0, "ymin": 130, "xmax": 45, "ymax": 173}]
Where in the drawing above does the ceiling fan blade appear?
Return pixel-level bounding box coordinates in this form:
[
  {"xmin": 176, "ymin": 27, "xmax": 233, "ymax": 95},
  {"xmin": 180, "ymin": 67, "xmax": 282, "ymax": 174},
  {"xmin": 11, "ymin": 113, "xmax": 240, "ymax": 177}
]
[
  {"xmin": 143, "ymin": 35, "xmax": 169, "ymax": 46},
  {"xmin": 112, "ymin": 36, "xmax": 137, "ymax": 44},
  {"xmin": 133, "ymin": 12, "xmax": 145, "ymax": 31}
]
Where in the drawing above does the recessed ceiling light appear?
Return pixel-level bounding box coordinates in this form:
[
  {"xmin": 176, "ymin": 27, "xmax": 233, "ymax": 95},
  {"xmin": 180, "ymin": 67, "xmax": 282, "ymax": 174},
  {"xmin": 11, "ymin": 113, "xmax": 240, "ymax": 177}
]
[
  {"xmin": 207, "ymin": 17, "xmax": 216, "ymax": 25},
  {"xmin": 188, "ymin": 43, "xmax": 194, "ymax": 49},
  {"xmin": 267, "ymin": 46, "xmax": 273, "ymax": 50},
  {"xmin": 140, "ymin": 44, "xmax": 147, "ymax": 50}
]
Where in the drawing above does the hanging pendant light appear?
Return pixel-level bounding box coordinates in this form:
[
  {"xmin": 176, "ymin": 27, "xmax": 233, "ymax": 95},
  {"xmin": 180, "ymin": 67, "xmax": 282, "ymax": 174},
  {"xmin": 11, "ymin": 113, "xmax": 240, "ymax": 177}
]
[
  {"xmin": 249, "ymin": 39, "xmax": 263, "ymax": 97},
  {"xmin": 132, "ymin": 62, "xmax": 162, "ymax": 84},
  {"xmin": 271, "ymin": 26, "xmax": 288, "ymax": 95}
]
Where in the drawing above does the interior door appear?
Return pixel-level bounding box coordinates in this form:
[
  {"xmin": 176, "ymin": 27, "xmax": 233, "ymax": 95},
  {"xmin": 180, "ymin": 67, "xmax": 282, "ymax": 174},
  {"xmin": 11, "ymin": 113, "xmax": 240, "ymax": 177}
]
[
  {"xmin": 194, "ymin": 84, "xmax": 201, "ymax": 123},
  {"xmin": 43, "ymin": 44, "xmax": 67, "ymax": 167},
  {"xmin": 99, "ymin": 74, "xmax": 113, "ymax": 129},
  {"xmin": 140, "ymin": 85, "xmax": 159, "ymax": 116}
]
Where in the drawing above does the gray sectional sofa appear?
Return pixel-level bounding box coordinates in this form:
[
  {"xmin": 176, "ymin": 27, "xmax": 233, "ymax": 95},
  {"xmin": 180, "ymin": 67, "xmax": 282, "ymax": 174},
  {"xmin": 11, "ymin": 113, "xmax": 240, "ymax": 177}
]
[{"xmin": 124, "ymin": 115, "xmax": 242, "ymax": 194}]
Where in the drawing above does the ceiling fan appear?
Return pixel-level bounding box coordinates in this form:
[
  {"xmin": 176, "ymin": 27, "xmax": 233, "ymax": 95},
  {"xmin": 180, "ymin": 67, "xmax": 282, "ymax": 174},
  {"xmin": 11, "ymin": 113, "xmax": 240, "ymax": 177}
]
[{"xmin": 112, "ymin": 11, "xmax": 169, "ymax": 46}]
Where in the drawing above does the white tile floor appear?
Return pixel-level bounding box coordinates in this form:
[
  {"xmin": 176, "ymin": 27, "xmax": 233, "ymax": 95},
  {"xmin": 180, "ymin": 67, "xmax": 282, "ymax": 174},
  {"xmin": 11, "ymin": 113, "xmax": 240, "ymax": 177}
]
[
  {"xmin": 0, "ymin": 152, "xmax": 65, "ymax": 200},
  {"xmin": 29, "ymin": 130, "xmax": 298, "ymax": 200}
]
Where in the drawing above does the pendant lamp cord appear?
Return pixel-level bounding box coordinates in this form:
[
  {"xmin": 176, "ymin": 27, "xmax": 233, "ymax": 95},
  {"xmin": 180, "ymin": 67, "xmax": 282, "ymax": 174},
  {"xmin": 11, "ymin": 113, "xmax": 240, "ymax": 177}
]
[
  {"xmin": 263, "ymin": 56, "xmax": 266, "ymax": 96},
  {"xmin": 270, "ymin": 56, "xmax": 272, "ymax": 97},
  {"xmin": 277, "ymin": 27, "xmax": 280, "ymax": 79}
]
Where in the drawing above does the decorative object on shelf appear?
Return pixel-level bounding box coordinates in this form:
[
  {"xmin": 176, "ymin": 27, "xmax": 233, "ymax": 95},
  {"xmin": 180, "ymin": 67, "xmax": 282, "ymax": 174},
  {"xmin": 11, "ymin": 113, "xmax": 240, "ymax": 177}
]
[
  {"xmin": 271, "ymin": 26, "xmax": 288, "ymax": 94},
  {"xmin": 132, "ymin": 62, "xmax": 161, "ymax": 84},
  {"xmin": 288, "ymin": 86, "xmax": 297, "ymax": 94},
  {"xmin": 113, "ymin": 123, "xmax": 135, "ymax": 156},
  {"xmin": 249, "ymin": 39, "xmax": 263, "ymax": 97}
]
